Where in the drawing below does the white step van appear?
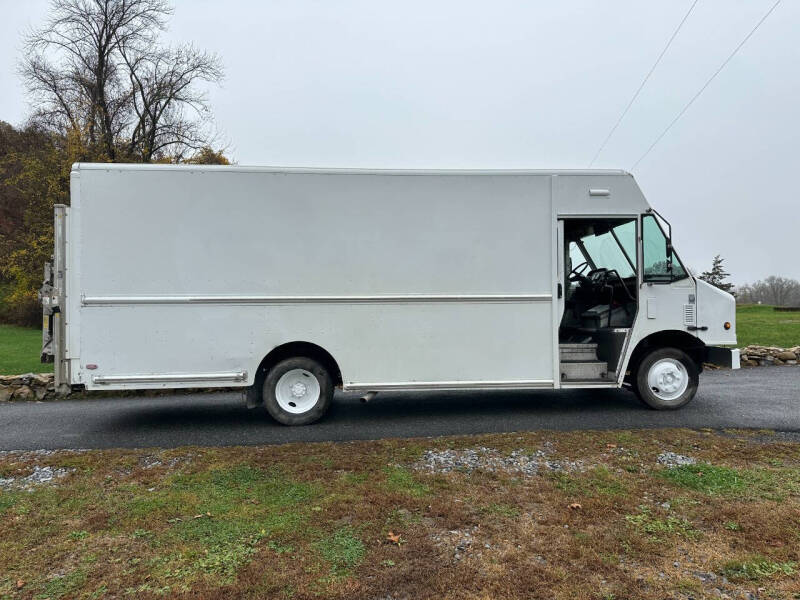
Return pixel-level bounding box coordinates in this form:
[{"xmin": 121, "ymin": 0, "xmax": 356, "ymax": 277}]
[{"xmin": 40, "ymin": 164, "xmax": 738, "ymax": 424}]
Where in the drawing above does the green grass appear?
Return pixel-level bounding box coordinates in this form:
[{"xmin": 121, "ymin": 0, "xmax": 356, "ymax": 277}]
[
  {"xmin": 316, "ymin": 526, "xmax": 366, "ymax": 576},
  {"xmin": 0, "ymin": 494, "xmax": 17, "ymax": 514},
  {"xmin": 658, "ymin": 462, "xmax": 786, "ymax": 501},
  {"xmin": 659, "ymin": 463, "xmax": 749, "ymax": 495},
  {"xmin": 625, "ymin": 508, "xmax": 700, "ymax": 539},
  {"xmin": 383, "ymin": 465, "xmax": 430, "ymax": 497},
  {"xmin": 0, "ymin": 324, "xmax": 52, "ymax": 375},
  {"xmin": 721, "ymin": 556, "xmax": 797, "ymax": 581},
  {"xmin": 37, "ymin": 567, "xmax": 88, "ymax": 599},
  {"xmin": 735, "ymin": 304, "xmax": 800, "ymax": 348},
  {"xmin": 483, "ymin": 503, "xmax": 521, "ymax": 518},
  {"xmin": 120, "ymin": 464, "xmax": 319, "ymax": 587},
  {"xmin": 551, "ymin": 466, "xmax": 628, "ymax": 499}
]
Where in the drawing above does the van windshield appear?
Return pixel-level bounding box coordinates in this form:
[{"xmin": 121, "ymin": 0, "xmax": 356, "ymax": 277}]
[{"xmin": 573, "ymin": 219, "xmax": 636, "ymax": 278}]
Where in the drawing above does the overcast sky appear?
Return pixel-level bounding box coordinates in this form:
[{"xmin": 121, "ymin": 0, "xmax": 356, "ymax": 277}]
[{"xmin": 1, "ymin": 1, "xmax": 797, "ymax": 284}]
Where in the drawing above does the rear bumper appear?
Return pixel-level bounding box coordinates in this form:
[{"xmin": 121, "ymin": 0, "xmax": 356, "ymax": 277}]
[{"xmin": 705, "ymin": 346, "xmax": 740, "ymax": 370}]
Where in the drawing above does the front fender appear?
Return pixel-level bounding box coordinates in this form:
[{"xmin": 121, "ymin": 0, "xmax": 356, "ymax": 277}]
[{"xmin": 696, "ymin": 279, "xmax": 737, "ymax": 346}]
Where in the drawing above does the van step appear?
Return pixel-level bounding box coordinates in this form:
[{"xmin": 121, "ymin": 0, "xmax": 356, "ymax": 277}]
[
  {"xmin": 559, "ymin": 343, "xmax": 599, "ymax": 362},
  {"xmin": 561, "ymin": 360, "xmax": 608, "ymax": 381}
]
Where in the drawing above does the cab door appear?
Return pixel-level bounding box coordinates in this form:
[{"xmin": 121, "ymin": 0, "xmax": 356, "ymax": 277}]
[{"xmin": 635, "ymin": 213, "xmax": 697, "ymax": 345}]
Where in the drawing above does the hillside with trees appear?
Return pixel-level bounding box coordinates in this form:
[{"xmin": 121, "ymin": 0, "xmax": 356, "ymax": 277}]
[
  {"xmin": 736, "ymin": 276, "xmax": 800, "ymax": 307},
  {"xmin": 0, "ymin": 0, "xmax": 228, "ymax": 326}
]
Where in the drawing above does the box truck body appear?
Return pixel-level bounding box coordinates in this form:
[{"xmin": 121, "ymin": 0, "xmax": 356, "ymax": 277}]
[{"xmin": 40, "ymin": 164, "xmax": 738, "ymax": 424}]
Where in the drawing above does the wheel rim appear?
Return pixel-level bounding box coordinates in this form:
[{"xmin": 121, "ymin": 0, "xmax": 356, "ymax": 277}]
[
  {"xmin": 275, "ymin": 369, "xmax": 321, "ymax": 414},
  {"xmin": 646, "ymin": 358, "xmax": 688, "ymax": 402}
]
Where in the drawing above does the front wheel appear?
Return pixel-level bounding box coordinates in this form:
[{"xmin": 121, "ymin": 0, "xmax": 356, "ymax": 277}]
[
  {"xmin": 634, "ymin": 347, "xmax": 698, "ymax": 410},
  {"xmin": 263, "ymin": 357, "xmax": 333, "ymax": 425}
]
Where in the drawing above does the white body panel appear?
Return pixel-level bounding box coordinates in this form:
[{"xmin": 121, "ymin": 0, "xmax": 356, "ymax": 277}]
[
  {"xmin": 59, "ymin": 164, "xmax": 735, "ymax": 393},
  {"xmin": 696, "ymin": 279, "xmax": 737, "ymax": 345}
]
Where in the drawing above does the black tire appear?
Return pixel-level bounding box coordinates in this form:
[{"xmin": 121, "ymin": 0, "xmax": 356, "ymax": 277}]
[
  {"xmin": 262, "ymin": 357, "xmax": 333, "ymax": 425},
  {"xmin": 634, "ymin": 347, "xmax": 698, "ymax": 410}
]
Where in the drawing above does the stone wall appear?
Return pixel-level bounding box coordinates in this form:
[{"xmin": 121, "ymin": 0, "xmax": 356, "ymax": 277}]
[
  {"xmin": 0, "ymin": 373, "xmax": 55, "ymax": 401},
  {"xmin": 740, "ymin": 345, "xmax": 800, "ymax": 367},
  {"xmin": 0, "ymin": 374, "xmax": 237, "ymax": 402}
]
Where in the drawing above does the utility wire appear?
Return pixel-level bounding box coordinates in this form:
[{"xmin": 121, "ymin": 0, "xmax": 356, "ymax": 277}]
[
  {"xmin": 631, "ymin": 0, "xmax": 781, "ymax": 171},
  {"xmin": 588, "ymin": 0, "xmax": 700, "ymax": 167}
]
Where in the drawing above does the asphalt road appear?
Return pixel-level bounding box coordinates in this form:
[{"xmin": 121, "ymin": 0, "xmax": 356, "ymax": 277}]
[{"xmin": 0, "ymin": 368, "xmax": 798, "ymax": 451}]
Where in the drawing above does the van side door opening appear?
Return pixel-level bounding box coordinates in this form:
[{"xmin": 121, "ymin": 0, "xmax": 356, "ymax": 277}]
[{"xmin": 558, "ymin": 217, "xmax": 638, "ymax": 383}]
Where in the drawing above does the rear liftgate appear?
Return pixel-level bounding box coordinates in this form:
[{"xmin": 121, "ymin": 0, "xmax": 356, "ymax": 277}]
[{"xmin": 39, "ymin": 204, "xmax": 70, "ymax": 394}]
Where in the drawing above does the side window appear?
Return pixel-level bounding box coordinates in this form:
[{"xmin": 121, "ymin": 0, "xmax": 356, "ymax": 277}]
[
  {"xmin": 568, "ymin": 241, "xmax": 586, "ymax": 271},
  {"xmin": 642, "ymin": 215, "xmax": 687, "ymax": 281}
]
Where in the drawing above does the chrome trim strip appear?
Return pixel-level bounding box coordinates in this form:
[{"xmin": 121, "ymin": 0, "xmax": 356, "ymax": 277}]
[
  {"xmin": 344, "ymin": 379, "xmax": 553, "ymax": 392},
  {"xmin": 92, "ymin": 371, "xmax": 247, "ymax": 384},
  {"xmin": 82, "ymin": 294, "xmax": 552, "ymax": 306}
]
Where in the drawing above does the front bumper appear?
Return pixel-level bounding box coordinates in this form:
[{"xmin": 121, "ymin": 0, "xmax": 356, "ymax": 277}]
[{"xmin": 705, "ymin": 346, "xmax": 740, "ymax": 370}]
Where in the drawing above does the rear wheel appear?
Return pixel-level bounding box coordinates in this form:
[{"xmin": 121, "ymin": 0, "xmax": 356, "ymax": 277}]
[
  {"xmin": 263, "ymin": 357, "xmax": 333, "ymax": 425},
  {"xmin": 634, "ymin": 347, "xmax": 698, "ymax": 410}
]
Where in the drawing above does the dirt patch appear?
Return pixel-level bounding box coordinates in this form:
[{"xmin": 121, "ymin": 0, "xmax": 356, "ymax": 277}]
[{"xmin": 430, "ymin": 525, "xmax": 488, "ymax": 562}]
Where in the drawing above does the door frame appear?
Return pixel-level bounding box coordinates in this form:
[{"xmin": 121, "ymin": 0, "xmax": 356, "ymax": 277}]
[
  {"xmin": 552, "ymin": 219, "xmax": 565, "ymax": 388},
  {"xmin": 555, "ymin": 214, "xmax": 641, "ymax": 388}
]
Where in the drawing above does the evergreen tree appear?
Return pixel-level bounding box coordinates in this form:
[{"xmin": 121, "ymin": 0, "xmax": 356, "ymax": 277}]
[{"xmin": 699, "ymin": 255, "xmax": 734, "ymax": 293}]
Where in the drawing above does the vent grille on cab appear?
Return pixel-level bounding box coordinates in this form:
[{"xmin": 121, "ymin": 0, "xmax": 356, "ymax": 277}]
[{"xmin": 683, "ymin": 303, "xmax": 696, "ymax": 326}]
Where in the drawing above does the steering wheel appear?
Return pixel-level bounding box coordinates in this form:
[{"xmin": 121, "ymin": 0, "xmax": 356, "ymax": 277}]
[{"xmin": 568, "ymin": 261, "xmax": 592, "ymax": 285}]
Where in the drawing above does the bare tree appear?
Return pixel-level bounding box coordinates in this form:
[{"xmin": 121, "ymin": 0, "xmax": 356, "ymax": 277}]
[
  {"xmin": 119, "ymin": 43, "xmax": 223, "ymax": 162},
  {"xmin": 736, "ymin": 276, "xmax": 800, "ymax": 306},
  {"xmin": 20, "ymin": 0, "xmax": 223, "ymax": 162}
]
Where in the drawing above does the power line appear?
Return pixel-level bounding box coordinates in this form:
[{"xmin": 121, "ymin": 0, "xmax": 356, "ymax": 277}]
[
  {"xmin": 588, "ymin": 0, "xmax": 700, "ymax": 167},
  {"xmin": 631, "ymin": 0, "xmax": 781, "ymax": 171}
]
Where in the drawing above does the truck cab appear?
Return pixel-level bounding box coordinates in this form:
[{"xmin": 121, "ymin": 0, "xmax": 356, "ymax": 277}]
[{"xmin": 557, "ymin": 207, "xmax": 738, "ymax": 409}]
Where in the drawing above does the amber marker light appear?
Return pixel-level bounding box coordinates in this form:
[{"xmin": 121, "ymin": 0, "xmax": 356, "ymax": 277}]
[{"xmin": 724, "ymin": 322, "xmax": 731, "ymax": 330}]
